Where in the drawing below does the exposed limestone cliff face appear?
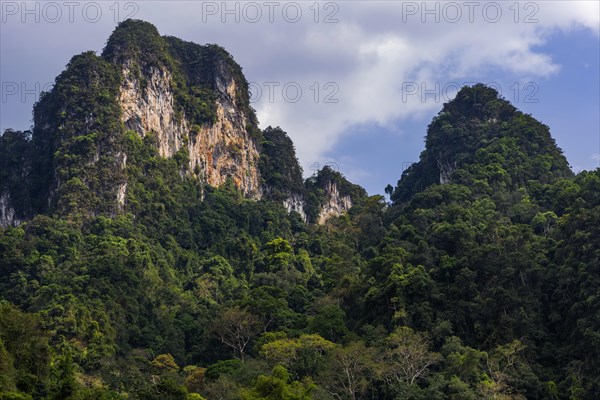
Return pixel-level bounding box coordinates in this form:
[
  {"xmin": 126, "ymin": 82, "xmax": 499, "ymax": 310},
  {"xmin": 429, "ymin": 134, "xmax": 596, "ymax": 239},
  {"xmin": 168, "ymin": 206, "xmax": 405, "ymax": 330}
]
[
  {"xmin": 283, "ymin": 194, "xmax": 307, "ymax": 222},
  {"xmin": 118, "ymin": 59, "xmax": 261, "ymax": 198},
  {"xmin": 115, "ymin": 152, "xmax": 128, "ymax": 210},
  {"xmin": 120, "ymin": 62, "xmax": 186, "ymax": 157},
  {"xmin": 0, "ymin": 193, "xmax": 22, "ymax": 227},
  {"xmin": 437, "ymin": 159, "xmax": 456, "ymax": 184},
  {"xmin": 187, "ymin": 73, "xmax": 261, "ymax": 198},
  {"xmin": 302, "ymin": 166, "xmax": 366, "ymax": 224},
  {"xmin": 317, "ymin": 181, "xmax": 354, "ymax": 224}
]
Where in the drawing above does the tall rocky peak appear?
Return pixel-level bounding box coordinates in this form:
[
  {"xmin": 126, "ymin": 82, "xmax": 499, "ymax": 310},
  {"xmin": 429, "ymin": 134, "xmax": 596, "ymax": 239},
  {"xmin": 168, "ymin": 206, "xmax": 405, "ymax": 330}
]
[
  {"xmin": 0, "ymin": 20, "xmax": 264, "ymax": 226},
  {"xmin": 392, "ymin": 84, "xmax": 573, "ymax": 203},
  {"xmin": 0, "ymin": 19, "xmax": 366, "ymax": 227},
  {"xmin": 102, "ymin": 19, "xmax": 262, "ymax": 197}
]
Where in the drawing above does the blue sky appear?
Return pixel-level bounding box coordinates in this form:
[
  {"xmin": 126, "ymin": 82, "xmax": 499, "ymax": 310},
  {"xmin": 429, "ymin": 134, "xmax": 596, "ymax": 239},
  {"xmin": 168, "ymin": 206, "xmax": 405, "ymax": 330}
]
[
  {"xmin": 325, "ymin": 28, "xmax": 600, "ymax": 193},
  {"xmin": 1, "ymin": 1, "xmax": 599, "ymax": 195}
]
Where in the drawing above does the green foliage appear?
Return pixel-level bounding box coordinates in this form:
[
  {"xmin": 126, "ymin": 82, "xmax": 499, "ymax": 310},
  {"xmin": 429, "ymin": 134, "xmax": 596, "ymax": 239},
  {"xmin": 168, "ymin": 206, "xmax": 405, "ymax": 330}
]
[
  {"xmin": 102, "ymin": 19, "xmax": 168, "ymax": 67},
  {"xmin": 0, "ymin": 303, "xmax": 51, "ymax": 396},
  {"xmin": 205, "ymin": 359, "xmax": 242, "ymax": 380},
  {"xmin": 37, "ymin": 50, "xmax": 124, "ymax": 218},
  {"xmin": 381, "ymin": 326, "xmax": 441, "ymax": 387},
  {"xmin": 259, "ymin": 126, "xmax": 304, "ymax": 199},
  {"xmin": 259, "ymin": 334, "xmax": 335, "ymax": 379},
  {"xmin": 0, "ymin": 47, "xmax": 125, "ymax": 221},
  {"xmin": 0, "ymin": 130, "xmax": 33, "ymax": 220},
  {"xmin": 1, "ymin": 34, "xmax": 598, "ymax": 400},
  {"xmin": 321, "ymin": 341, "xmax": 376, "ymax": 399},
  {"xmin": 240, "ymin": 365, "xmax": 314, "ymax": 400},
  {"xmin": 0, "ymin": 393, "xmax": 33, "ymax": 400},
  {"xmin": 392, "ymin": 84, "xmax": 572, "ymax": 203},
  {"xmin": 307, "ymin": 302, "xmax": 349, "ymax": 343}
]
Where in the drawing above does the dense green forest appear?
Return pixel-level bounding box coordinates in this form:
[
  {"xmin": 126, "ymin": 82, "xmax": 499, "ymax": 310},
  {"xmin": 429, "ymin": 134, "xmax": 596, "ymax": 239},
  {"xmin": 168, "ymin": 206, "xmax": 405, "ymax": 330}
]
[{"xmin": 1, "ymin": 21, "xmax": 599, "ymax": 400}]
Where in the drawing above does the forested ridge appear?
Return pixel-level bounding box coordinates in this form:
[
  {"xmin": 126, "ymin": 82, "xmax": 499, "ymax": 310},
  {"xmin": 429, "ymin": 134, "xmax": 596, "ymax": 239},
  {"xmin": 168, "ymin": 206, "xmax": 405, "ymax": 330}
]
[{"xmin": 1, "ymin": 22, "xmax": 599, "ymax": 400}]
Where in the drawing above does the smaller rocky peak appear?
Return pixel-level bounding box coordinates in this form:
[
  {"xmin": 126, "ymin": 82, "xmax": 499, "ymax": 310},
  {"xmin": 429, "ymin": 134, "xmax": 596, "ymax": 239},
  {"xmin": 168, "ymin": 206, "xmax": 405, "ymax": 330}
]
[
  {"xmin": 257, "ymin": 127, "xmax": 366, "ymax": 224},
  {"xmin": 391, "ymin": 84, "xmax": 573, "ymax": 204},
  {"xmin": 305, "ymin": 166, "xmax": 367, "ymax": 224}
]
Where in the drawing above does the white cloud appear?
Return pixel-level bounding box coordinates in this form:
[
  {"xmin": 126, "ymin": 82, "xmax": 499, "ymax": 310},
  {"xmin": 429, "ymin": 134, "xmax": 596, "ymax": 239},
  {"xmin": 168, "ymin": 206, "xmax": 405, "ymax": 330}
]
[
  {"xmin": 3, "ymin": 1, "xmax": 598, "ymax": 175},
  {"xmin": 241, "ymin": 1, "xmax": 598, "ymax": 171}
]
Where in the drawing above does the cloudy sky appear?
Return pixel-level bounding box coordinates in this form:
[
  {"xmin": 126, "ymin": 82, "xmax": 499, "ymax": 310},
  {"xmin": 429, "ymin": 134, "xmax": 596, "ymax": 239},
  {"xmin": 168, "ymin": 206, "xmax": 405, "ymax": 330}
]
[{"xmin": 1, "ymin": 0, "xmax": 599, "ymax": 194}]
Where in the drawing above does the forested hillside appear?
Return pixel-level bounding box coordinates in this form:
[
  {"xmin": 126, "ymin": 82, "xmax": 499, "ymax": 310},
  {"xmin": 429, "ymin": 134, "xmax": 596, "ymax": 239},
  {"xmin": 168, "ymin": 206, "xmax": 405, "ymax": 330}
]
[{"xmin": 1, "ymin": 21, "xmax": 599, "ymax": 400}]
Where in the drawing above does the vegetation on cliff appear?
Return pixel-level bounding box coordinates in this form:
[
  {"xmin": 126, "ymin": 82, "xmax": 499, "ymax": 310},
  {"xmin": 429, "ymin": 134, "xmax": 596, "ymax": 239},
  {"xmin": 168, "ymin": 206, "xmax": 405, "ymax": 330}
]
[{"xmin": 0, "ymin": 21, "xmax": 598, "ymax": 400}]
